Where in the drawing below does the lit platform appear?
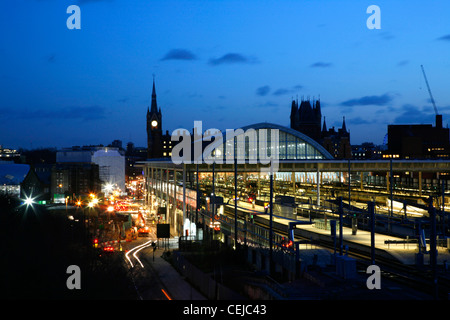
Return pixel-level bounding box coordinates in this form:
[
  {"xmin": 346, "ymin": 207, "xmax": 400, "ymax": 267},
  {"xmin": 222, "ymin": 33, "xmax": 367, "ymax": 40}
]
[{"xmin": 228, "ymin": 201, "xmax": 450, "ymax": 266}]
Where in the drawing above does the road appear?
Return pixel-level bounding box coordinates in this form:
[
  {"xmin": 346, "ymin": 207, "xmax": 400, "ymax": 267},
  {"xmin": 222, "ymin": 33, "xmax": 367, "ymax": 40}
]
[{"xmin": 122, "ymin": 225, "xmax": 173, "ymax": 300}]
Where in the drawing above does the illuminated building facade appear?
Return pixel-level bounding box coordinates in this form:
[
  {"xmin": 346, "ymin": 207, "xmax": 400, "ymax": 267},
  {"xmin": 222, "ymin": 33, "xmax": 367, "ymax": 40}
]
[
  {"xmin": 51, "ymin": 163, "xmax": 101, "ymax": 203},
  {"xmin": 0, "ymin": 146, "xmax": 20, "ymax": 162},
  {"xmin": 0, "ymin": 163, "xmax": 30, "ymax": 196},
  {"xmin": 56, "ymin": 146, "xmax": 125, "ymax": 193},
  {"xmin": 141, "ymin": 122, "xmax": 335, "ymax": 234}
]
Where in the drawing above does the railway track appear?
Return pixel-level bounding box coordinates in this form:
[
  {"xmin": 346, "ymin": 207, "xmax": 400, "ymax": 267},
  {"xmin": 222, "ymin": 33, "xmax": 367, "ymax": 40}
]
[{"xmin": 220, "ymin": 207, "xmax": 450, "ymax": 299}]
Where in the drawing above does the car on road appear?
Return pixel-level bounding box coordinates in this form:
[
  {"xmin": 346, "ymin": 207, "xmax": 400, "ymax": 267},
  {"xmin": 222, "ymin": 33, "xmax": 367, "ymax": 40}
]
[
  {"xmin": 138, "ymin": 226, "xmax": 150, "ymax": 237},
  {"xmin": 103, "ymin": 245, "xmax": 115, "ymax": 253}
]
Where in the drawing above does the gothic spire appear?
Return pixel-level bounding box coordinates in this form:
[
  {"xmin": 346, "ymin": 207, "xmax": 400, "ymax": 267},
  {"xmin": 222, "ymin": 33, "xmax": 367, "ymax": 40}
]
[
  {"xmin": 315, "ymin": 99, "xmax": 321, "ymax": 116},
  {"xmin": 150, "ymin": 76, "xmax": 158, "ymax": 113},
  {"xmin": 342, "ymin": 116, "xmax": 347, "ymax": 132}
]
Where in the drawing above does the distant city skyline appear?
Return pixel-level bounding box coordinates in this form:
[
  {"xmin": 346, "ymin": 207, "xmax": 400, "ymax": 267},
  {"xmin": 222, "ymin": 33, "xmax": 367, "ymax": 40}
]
[{"xmin": 1, "ymin": 0, "xmax": 450, "ymax": 150}]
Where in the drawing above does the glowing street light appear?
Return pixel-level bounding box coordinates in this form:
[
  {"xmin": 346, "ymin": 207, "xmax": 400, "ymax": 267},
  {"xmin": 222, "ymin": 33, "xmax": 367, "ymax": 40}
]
[
  {"xmin": 105, "ymin": 183, "xmax": 114, "ymax": 192},
  {"xmin": 24, "ymin": 196, "xmax": 34, "ymax": 206},
  {"xmin": 20, "ymin": 193, "xmax": 37, "ymax": 211}
]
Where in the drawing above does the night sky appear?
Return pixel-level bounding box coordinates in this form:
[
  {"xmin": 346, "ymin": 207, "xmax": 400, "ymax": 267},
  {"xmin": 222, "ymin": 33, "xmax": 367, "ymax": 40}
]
[{"xmin": 1, "ymin": 0, "xmax": 450, "ymax": 150}]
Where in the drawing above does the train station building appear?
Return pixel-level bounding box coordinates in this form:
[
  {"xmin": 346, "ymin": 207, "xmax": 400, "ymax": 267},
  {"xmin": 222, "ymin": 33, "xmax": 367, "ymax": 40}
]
[{"xmin": 138, "ymin": 122, "xmax": 450, "ymax": 243}]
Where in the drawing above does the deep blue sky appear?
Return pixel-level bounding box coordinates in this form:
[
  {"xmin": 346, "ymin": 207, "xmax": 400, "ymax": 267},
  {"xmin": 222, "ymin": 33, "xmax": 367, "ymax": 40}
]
[{"xmin": 1, "ymin": 0, "xmax": 450, "ymax": 149}]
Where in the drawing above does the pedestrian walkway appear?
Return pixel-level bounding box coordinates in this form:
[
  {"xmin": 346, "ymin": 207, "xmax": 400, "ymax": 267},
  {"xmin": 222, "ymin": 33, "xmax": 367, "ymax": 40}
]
[{"xmin": 143, "ymin": 246, "xmax": 207, "ymax": 300}]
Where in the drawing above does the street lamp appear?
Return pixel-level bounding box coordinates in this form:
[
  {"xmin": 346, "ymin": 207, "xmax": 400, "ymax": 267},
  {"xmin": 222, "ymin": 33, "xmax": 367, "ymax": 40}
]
[
  {"xmin": 24, "ymin": 196, "xmax": 34, "ymax": 207},
  {"xmin": 20, "ymin": 193, "xmax": 36, "ymax": 211},
  {"xmin": 104, "ymin": 183, "xmax": 114, "ymax": 195}
]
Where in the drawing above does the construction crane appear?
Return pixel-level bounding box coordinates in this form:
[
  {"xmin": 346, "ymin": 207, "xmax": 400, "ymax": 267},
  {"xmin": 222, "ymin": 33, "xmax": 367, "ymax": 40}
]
[
  {"xmin": 421, "ymin": 64, "xmax": 439, "ymax": 116},
  {"xmin": 421, "ymin": 64, "xmax": 443, "ymax": 128}
]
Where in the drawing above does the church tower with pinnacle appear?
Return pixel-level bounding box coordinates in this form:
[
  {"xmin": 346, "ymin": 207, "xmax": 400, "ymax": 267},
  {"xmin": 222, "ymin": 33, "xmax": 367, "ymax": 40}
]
[
  {"xmin": 290, "ymin": 96, "xmax": 351, "ymax": 159},
  {"xmin": 147, "ymin": 77, "xmax": 163, "ymax": 158}
]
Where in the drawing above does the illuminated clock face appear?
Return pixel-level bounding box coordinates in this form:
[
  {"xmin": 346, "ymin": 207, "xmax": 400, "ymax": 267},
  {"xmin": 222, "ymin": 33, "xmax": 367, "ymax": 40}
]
[{"xmin": 151, "ymin": 120, "xmax": 158, "ymax": 127}]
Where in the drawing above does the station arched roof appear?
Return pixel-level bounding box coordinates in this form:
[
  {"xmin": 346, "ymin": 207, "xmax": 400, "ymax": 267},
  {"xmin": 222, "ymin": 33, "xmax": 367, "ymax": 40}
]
[
  {"xmin": 237, "ymin": 122, "xmax": 334, "ymax": 160},
  {"xmin": 192, "ymin": 122, "xmax": 334, "ymax": 161}
]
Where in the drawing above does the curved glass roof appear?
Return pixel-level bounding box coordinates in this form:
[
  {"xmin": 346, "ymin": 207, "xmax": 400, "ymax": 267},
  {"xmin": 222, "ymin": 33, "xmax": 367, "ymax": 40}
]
[{"xmin": 200, "ymin": 122, "xmax": 333, "ymax": 162}]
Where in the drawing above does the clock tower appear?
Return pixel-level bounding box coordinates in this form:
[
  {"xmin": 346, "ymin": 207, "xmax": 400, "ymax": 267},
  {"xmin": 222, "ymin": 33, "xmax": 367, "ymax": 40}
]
[{"xmin": 147, "ymin": 78, "xmax": 163, "ymax": 158}]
